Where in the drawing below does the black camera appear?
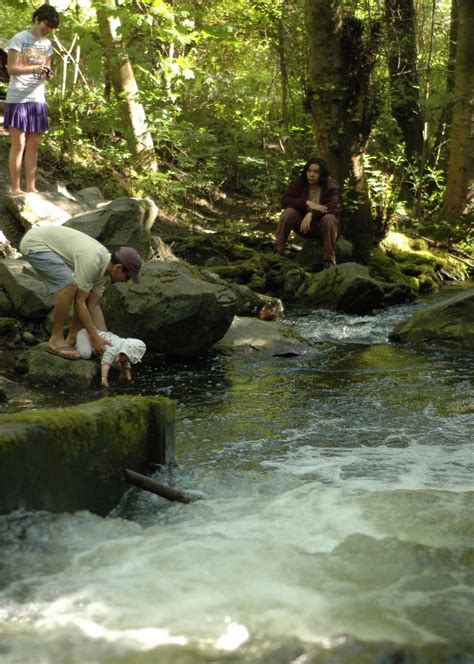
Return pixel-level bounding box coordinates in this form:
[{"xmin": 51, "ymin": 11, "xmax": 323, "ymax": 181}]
[{"xmin": 44, "ymin": 67, "xmax": 54, "ymax": 80}]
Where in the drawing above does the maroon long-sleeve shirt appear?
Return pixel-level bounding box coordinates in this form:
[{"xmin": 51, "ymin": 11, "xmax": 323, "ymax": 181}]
[{"xmin": 281, "ymin": 176, "xmax": 341, "ymax": 218}]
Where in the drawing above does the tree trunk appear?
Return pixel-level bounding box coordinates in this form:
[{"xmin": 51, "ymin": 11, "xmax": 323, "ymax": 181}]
[
  {"xmin": 384, "ymin": 0, "xmax": 424, "ymax": 163},
  {"xmin": 431, "ymin": 0, "xmax": 458, "ymax": 169},
  {"xmin": 304, "ymin": 1, "xmax": 380, "ymax": 261},
  {"xmin": 277, "ymin": 16, "xmax": 289, "ymax": 136},
  {"xmin": 94, "ymin": 0, "xmax": 157, "ymax": 171},
  {"xmin": 443, "ymin": 0, "xmax": 474, "ymax": 216}
]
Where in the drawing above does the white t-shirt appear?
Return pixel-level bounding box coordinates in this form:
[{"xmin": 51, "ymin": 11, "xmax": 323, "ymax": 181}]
[
  {"xmin": 6, "ymin": 29, "xmax": 52, "ymax": 104},
  {"xmin": 20, "ymin": 225, "xmax": 111, "ymax": 296}
]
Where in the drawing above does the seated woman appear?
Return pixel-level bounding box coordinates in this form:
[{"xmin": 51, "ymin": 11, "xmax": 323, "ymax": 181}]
[{"xmin": 274, "ymin": 157, "xmax": 340, "ymax": 268}]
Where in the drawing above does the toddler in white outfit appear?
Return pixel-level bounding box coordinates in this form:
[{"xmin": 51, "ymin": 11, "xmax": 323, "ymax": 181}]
[{"xmin": 76, "ymin": 328, "xmax": 146, "ymax": 386}]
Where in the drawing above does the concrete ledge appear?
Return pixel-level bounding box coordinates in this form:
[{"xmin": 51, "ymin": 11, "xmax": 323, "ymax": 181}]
[{"xmin": 0, "ymin": 395, "xmax": 176, "ymax": 515}]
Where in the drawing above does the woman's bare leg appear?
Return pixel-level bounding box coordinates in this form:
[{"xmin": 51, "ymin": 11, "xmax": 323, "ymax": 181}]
[
  {"xmin": 24, "ymin": 132, "xmax": 42, "ymax": 192},
  {"xmin": 8, "ymin": 127, "xmax": 26, "ymax": 195}
]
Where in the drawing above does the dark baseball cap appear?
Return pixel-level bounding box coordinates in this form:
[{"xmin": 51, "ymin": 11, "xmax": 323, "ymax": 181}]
[{"xmin": 116, "ymin": 247, "xmax": 142, "ymax": 283}]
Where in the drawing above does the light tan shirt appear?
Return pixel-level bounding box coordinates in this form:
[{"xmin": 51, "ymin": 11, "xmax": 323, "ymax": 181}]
[
  {"xmin": 308, "ymin": 186, "xmax": 321, "ymax": 204},
  {"xmin": 20, "ymin": 225, "xmax": 111, "ymax": 296}
]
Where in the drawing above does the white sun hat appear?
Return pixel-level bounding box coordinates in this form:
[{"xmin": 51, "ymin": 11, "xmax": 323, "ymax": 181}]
[{"xmin": 119, "ymin": 338, "xmax": 147, "ymax": 364}]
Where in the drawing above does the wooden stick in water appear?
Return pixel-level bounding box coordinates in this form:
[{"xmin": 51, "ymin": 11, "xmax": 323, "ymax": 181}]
[{"xmin": 123, "ymin": 468, "xmax": 191, "ymax": 504}]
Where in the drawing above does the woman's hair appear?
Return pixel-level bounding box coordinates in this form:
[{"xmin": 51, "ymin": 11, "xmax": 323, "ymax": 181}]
[
  {"xmin": 301, "ymin": 157, "xmax": 329, "ymax": 187},
  {"xmin": 32, "ymin": 4, "xmax": 60, "ymax": 28}
]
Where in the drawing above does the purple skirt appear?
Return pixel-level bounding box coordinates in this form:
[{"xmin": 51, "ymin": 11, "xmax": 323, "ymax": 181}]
[{"xmin": 3, "ymin": 102, "xmax": 49, "ymax": 133}]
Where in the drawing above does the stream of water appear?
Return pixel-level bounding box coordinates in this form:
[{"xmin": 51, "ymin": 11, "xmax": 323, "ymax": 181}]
[{"xmin": 0, "ymin": 293, "xmax": 473, "ymax": 663}]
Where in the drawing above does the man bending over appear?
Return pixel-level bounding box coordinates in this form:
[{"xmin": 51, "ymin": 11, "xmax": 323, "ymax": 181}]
[{"xmin": 20, "ymin": 225, "xmax": 142, "ymax": 359}]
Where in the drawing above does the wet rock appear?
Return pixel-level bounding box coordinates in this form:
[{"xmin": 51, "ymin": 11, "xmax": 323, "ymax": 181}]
[
  {"xmin": 0, "ymin": 376, "xmax": 28, "ymax": 403},
  {"xmin": 214, "ymin": 316, "xmax": 312, "ymax": 357},
  {"xmin": 390, "ymin": 287, "xmax": 474, "ymax": 349},
  {"xmin": 65, "ymin": 197, "xmax": 154, "ymax": 258},
  {"xmin": 102, "ymin": 259, "xmax": 239, "ymax": 357},
  {"xmin": 15, "ymin": 343, "xmax": 98, "ymax": 388},
  {"xmin": 0, "ymin": 259, "xmax": 52, "ymax": 318},
  {"xmin": 297, "ymin": 262, "xmax": 386, "ymax": 315}
]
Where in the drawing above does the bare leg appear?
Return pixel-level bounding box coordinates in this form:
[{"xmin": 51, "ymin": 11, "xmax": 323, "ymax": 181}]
[
  {"xmin": 8, "ymin": 127, "xmax": 26, "ymax": 195},
  {"xmin": 49, "ymin": 283, "xmax": 80, "ymax": 357},
  {"xmin": 65, "ymin": 292, "xmax": 105, "ymax": 346},
  {"xmin": 24, "ymin": 132, "xmax": 42, "ymax": 193}
]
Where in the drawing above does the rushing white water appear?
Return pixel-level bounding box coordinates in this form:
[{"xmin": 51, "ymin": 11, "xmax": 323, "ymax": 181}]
[{"xmin": 0, "ymin": 297, "xmax": 473, "ymax": 663}]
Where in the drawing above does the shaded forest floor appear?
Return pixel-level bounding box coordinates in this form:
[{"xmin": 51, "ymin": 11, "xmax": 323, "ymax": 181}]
[{"xmin": 0, "ymin": 132, "xmax": 279, "ymax": 251}]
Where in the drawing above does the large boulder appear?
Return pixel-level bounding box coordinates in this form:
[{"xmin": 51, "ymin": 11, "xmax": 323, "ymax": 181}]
[
  {"xmin": 296, "ymin": 262, "xmax": 386, "ymax": 314},
  {"xmin": 390, "ymin": 288, "xmax": 474, "ymax": 349},
  {"xmin": 65, "ymin": 197, "xmax": 156, "ymax": 258},
  {"xmin": 15, "ymin": 343, "xmax": 98, "ymax": 388},
  {"xmin": 5, "ymin": 185, "xmax": 107, "ymax": 231},
  {"xmin": 215, "ymin": 316, "xmax": 312, "ymax": 357},
  {"xmin": 102, "ymin": 259, "xmax": 239, "ymax": 357},
  {"xmin": 0, "ymin": 258, "xmax": 52, "ymax": 318},
  {"xmin": 297, "ymin": 236, "xmax": 354, "ymax": 270}
]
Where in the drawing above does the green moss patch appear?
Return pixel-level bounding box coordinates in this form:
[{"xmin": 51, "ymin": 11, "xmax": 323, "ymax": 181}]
[{"xmin": 0, "ymin": 395, "xmax": 176, "ymax": 515}]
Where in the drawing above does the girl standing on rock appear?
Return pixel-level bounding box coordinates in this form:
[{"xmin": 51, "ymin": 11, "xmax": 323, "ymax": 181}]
[{"xmin": 3, "ymin": 4, "xmax": 60, "ymax": 195}]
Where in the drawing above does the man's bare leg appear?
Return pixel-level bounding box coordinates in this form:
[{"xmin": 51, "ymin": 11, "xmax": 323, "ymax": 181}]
[
  {"xmin": 49, "ymin": 283, "xmax": 80, "ymax": 357},
  {"xmin": 65, "ymin": 292, "xmax": 106, "ymax": 347}
]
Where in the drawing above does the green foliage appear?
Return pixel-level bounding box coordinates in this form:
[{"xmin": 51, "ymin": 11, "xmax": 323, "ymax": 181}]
[{"xmin": 1, "ymin": 0, "xmax": 464, "ymax": 253}]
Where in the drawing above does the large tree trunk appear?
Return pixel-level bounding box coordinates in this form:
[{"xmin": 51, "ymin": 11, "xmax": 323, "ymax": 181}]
[
  {"xmin": 384, "ymin": 0, "xmax": 424, "ymax": 163},
  {"xmin": 431, "ymin": 0, "xmax": 458, "ymax": 169},
  {"xmin": 94, "ymin": 0, "xmax": 157, "ymax": 171},
  {"xmin": 442, "ymin": 0, "xmax": 474, "ymax": 216},
  {"xmin": 305, "ymin": 1, "xmax": 380, "ymax": 261}
]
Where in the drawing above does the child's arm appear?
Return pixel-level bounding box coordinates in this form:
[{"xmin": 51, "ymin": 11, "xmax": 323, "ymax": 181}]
[{"xmin": 101, "ymin": 362, "xmax": 112, "ymax": 386}]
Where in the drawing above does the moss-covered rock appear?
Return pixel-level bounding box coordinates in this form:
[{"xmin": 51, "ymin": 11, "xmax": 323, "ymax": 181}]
[
  {"xmin": 379, "ymin": 232, "xmax": 469, "ymax": 291},
  {"xmin": 297, "ymin": 262, "xmax": 386, "ymax": 314},
  {"xmin": 297, "ymin": 236, "xmax": 354, "ymax": 269},
  {"xmin": 368, "ymin": 247, "xmax": 419, "ymax": 294},
  {"xmin": 0, "ymin": 395, "xmax": 176, "ymax": 515},
  {"xmin": 15, "ymin": 342, "xmax": 98, "ymax": 388},
  {"xmin": 0, "ymin": 317, "xmax": 18, "ymax": 337},
  {"xmin": 390, "ymin": 287, "xmax": 474, "ymax": 349}
]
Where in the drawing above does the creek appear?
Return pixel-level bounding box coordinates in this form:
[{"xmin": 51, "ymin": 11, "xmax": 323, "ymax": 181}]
[{"xmin": 0, "ymin": 291, "xmax": 473, "ymax": 663}]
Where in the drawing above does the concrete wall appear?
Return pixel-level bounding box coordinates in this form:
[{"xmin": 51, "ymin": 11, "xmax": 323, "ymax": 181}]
[{"xmin": 0, "ymin": 395, "xmax": 176, "ymax": 515}]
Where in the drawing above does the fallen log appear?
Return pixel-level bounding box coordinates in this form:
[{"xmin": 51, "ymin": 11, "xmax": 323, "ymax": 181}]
[{"xmin": 123, "ymin": 468, "xmax": 192, "ymax": 503}]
